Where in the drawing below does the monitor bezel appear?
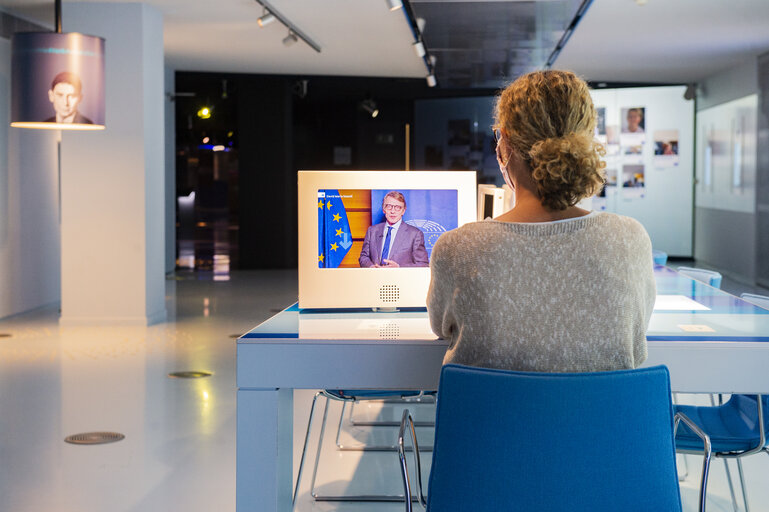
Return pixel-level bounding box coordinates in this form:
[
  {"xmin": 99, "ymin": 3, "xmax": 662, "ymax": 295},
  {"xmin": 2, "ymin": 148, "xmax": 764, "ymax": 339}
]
[{"xmin": 298, "ymin": 170, "xmax": 477, "ymax": 309}]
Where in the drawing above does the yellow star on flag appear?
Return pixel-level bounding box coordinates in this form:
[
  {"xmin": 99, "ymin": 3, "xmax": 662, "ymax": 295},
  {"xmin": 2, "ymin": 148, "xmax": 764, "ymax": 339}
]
[
  {"xmin": 333, "ymin": 213, "xmax": 341, "ymax": 222},
  {"xmin": 319, "ymin": 253, "xmax": 324, "ymax": 263},
  {"xmin": 318, "ymin": 200, "xmax": 324, "ymax": 209},
  {"xmin": 327, "ymin": 201, "xmax": 333, "ymax": 210},
  {"xmin": 330, "ymin": 242, "xmax": 339, "ymax": 252},
  {"xmin": 335, "ymin": 228, "xmax": 343, "ymax": 237}
]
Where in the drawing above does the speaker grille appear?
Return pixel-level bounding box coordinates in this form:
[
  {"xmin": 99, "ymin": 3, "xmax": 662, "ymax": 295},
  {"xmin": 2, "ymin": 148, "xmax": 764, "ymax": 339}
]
[
  {"xmin": 379, "ymin": 322, "xmax": 400, "ymax": 339},
  {"xmin": 379, "ymin": 284, "xmax": 400, "ymax": 303}
]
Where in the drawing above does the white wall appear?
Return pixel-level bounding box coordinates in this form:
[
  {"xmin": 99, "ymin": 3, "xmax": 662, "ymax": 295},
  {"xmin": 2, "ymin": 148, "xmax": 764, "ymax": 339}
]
[
  {"xmin": 0, "ymin": 38, "xmax": 60, "ymax": 319},
  {"xmin": 59, "ymin": 3, "xmax": 166, "ymax": 325},
  {"xmin": 694, "ymin": 58, "xmax": 760, "ymax": 284}
]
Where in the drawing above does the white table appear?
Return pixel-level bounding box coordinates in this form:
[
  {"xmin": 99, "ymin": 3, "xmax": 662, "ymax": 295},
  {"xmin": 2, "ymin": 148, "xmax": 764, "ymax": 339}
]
[{"xmin": 236, "ymin": 267, "xmax": 769, "ymax": 511}]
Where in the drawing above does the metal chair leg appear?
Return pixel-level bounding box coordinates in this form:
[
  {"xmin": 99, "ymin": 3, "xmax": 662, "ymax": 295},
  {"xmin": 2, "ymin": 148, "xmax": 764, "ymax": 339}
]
[
  {"xmin": 308, "ymin": 395, "xmax": 415, "ymax": 502},
  {"xmin": 736, "ymin": 458, "xmax": 750, "ymax": 512},
  {"xmin": 675, "ymin": 412, "xmax": 712, "ymax": 512},
  {"xmin": 722, "ymin": 459, "xmax": 739, "ymax": 512},
  {"xmin": 673, "ymin": 393, "xmax": 689, "ymax": 480},
  {"xmin": 309, "ymin": 397, "xmax": 331, "ymax": 500},
  {"xmin": 336, "ymin": 398, "xmax": 435, "ymax": 452},
  {"xmin": 349, "ymin": 397, "xmax": 436, "ymax": 427},
  {"xmin": 293, "ymin": 391, "xmax": 323, "ymax": 506}
]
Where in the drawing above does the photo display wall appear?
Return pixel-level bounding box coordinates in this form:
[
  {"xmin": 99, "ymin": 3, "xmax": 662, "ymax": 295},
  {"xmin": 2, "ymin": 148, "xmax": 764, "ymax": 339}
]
[
  {"xmin": 590, "ymin": 86, "xmax": 694, "ymax": 257},
  {"xmin": 414, "ymin": 86, "xmax": 695, "ymax": 256}
]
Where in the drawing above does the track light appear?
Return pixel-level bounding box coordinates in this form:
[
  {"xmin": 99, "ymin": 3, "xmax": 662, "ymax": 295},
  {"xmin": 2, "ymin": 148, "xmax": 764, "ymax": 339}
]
[
  {"xmin": 360, "ymin": 99, "xmax": 379, "ymax": 118},
  {"xmin": 386, "ymin": 0, "xmax": 403, "ymax": 11},
  {"xmin": 254, "ymin": 0, "xmax": 322, "ymax": 53},
  {"xmin": 683, "ymin": 83, "xmax": 697, "ymax": 101},
  {"xmin": 413, "ymin": 40, "xmax": 426, "ymax": 58},
  {"xmin": 258, "ymin": 12, "xmax": 276, "ymax": 27},
  {"xmin": 426, "ymin": 74, "xmax": 436, "ymax": 88},
  {"xmin": 283, "ymin": 31, "xmax": 298, "ymax": 46}
]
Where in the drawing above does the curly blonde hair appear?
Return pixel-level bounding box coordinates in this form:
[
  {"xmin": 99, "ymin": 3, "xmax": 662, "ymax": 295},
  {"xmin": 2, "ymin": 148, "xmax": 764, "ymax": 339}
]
[{"xmin": 493, "ymin": 70, "xmax": 606, "ymax": 211}]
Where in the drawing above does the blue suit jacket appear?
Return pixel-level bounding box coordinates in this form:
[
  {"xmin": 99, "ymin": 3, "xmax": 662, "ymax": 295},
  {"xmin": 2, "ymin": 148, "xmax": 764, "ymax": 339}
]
[{"xmin": 358, "ymin": 222, "xmax": 429, "ymax": 267}]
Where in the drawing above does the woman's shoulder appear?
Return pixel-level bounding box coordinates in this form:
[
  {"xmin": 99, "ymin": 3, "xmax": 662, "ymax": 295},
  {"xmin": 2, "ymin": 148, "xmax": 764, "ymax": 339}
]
[
  {"xmin": 432, "ymin": 221, "xmax": 502, "ymax": 254},
  {"xmin": 592, "ymin": 212, "xmax": 649, "ymax": 235},
  {"xmin": 442, "ymin": 220, "xmax": 505, "ymax": 242}
]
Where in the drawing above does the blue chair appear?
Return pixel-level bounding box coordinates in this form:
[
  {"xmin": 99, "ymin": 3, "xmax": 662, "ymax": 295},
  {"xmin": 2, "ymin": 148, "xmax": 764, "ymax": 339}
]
[
  {"xmin": 740, "ymin": 293, "xmax": 769, "ymax": 310},
  {"xmin": 676, "ymin": 266, "xmax": 723, "ymax": 289},
  {"xmin": 294, "ymin": 388, "xmax": 434, "ymax": 504},
  {"xmin": 653, "ymin": 249, "xmax": 669, "ymax": 266},
  {"xmin": 398, "ymin": 364, "xmax": 708, "ymax": 512},
  {"xmin": 671, "ymin": 288, "xmax": 769, "ymax": 511},
  {"xmin": 675, "ymin": 395, "xmax": 768, "ymax": 512}
]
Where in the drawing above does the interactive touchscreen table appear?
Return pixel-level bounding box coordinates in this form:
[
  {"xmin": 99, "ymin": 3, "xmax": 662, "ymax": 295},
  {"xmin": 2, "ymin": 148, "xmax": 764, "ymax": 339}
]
[{"xmin": 236, "ymin": 265, "xmax": 769, "ymax": 512}]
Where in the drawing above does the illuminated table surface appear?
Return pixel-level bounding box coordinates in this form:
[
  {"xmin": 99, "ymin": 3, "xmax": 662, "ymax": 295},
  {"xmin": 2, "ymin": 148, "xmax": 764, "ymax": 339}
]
[{"xmin": 236, "ymin": 265, "xmax": 769, "ymax": 512}]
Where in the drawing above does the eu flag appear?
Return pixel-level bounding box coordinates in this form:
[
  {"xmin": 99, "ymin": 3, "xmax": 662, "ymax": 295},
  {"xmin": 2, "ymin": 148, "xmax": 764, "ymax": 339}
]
[{"xmin": 318, "ymin": 190, "xmax": 353, "ymax": 268}]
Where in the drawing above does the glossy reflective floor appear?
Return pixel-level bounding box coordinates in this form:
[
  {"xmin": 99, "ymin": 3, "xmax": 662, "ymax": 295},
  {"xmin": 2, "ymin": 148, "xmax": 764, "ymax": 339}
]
[{"xmin": 0, "ymin": 269, "xmax": 766, "ymax": 511}]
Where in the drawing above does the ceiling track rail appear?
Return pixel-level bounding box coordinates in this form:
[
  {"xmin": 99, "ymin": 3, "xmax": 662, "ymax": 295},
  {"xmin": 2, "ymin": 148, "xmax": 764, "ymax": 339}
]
[
  {"xmin": 545, "ymin": 0, "xmax": 593, "ymax": 69},
  {"xmin": 254, "ymin": 0, "xmax": 322, "ymax": 53}
]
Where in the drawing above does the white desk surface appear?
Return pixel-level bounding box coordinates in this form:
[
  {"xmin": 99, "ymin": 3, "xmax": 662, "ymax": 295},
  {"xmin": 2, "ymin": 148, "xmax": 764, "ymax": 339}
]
[
  {"xmin": 236, "ymin": 266, "xmax": 769, "ymax": 512},
  {"xmin": 239, "ymin": 266, "xmax": 769, "ymax": 393}
]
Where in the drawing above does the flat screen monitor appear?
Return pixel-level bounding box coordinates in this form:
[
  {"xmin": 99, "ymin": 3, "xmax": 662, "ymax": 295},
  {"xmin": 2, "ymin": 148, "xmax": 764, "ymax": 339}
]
[{"xmin": 298, "ymin": 170, "xmax": 477, "ymax": 309}]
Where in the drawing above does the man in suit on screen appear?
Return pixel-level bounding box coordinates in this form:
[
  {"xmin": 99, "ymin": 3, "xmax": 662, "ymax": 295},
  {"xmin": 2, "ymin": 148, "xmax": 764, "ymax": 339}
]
[{"xmin": 359, "ymin": 191, "xmax": 429, "ymax": 268}]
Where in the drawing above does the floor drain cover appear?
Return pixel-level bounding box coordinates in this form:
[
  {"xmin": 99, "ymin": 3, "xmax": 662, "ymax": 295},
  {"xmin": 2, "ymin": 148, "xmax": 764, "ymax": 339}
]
[
  {"xmin": 65, "ymin": 432, "xmax": 125, "ymax": 445},
  {"xmin": 168, "ymin": 370, "xmax": 212, "ymax": 379},
  {"xmin": 0, "ymin": 333, "xmax": 12, "ymax": 338}
]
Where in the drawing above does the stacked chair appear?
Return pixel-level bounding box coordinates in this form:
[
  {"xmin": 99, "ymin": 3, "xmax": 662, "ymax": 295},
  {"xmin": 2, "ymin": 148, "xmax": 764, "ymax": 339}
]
[{"xmin": 294, "ymin": 388, "xmax": 434, "ymax": 505}]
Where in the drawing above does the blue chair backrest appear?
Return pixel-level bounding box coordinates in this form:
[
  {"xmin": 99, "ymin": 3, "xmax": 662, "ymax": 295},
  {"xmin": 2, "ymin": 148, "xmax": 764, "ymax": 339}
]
[
  {"xmin": 730, "ymin": 394, "xmax": 769, "ymax": 435},
  {"xmin": 676, "ymin": 266, "xmax": 722, "ymax": 289},
  {"xmin": 652, "ymin": 249, "xmax": 668, "ymax": 266},
  {"xmin": 427, "ymin": 364, "xmax": 682, "ymax": 512},
  {"xmin": 740, "ymin": 293, "xmax": 769, "ymax": 311}
]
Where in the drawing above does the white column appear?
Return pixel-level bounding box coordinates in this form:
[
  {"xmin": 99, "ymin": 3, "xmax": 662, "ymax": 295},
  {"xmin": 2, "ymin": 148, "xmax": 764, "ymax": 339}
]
[{"xmin": 60, "ymin": 3, "xmax": 166, "ymax": 325}]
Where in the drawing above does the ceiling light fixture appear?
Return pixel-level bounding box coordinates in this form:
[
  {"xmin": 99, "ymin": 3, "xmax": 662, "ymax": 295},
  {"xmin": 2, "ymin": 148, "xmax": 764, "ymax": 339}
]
[
  {"xmin": 257, "ymin": 11, "xmax": 276, "ymax": 27},
  {"xmin": 254, "ymin": 0, "xmax": 321, "ymax": 53},
  {"xmin": 282, "ymin": 31, "xmax": 298, "ymax": 47},
  {"xmin": 197, "ymin": 107, "xmax": 212, "ymax": 119},
  {"xmin": 413, "ymin": 40, "xmax": 426, "ymax": 58},
  {"xmin": 387, "ymin": 0, "xmax": 403, "ymax": 11},
  {"xmin": 360, "ymin": 99, "xmax": 379, "ymax": 118}
]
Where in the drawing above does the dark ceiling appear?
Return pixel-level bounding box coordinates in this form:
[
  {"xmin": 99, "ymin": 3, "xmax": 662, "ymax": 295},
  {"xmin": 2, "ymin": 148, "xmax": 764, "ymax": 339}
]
[{"xmin": 411, "ymin": 0, "xmax": 587, "ymax": 88}]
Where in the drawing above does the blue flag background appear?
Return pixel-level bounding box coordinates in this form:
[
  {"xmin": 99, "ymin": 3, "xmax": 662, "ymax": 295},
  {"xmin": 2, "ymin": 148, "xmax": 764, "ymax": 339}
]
[
  {"xmin": 371, "ymin": 189, "xmax": 458, "ymax": 259},
  {"xmin": 318, "ymin": 190, "xmax": 353, "ymax": 268}
]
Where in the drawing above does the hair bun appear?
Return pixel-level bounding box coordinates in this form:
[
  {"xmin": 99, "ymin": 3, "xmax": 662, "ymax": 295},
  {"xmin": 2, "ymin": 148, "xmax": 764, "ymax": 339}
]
[{"xmin": 528, "ymin": 132, "xmax": 606, "ymax": 210}]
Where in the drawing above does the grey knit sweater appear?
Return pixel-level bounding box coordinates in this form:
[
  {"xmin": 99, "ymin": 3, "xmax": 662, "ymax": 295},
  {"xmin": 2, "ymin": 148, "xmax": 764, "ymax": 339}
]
[{"xmin": 427, "ymin": 212, "xmax": 656, "ymax": 372}]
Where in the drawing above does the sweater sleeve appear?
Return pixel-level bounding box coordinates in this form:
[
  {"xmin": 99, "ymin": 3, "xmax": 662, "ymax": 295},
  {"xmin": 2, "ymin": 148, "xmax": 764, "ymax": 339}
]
[{"xmin": 427, "ymin": 233, "xmax": 457, "ymax": 343}]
